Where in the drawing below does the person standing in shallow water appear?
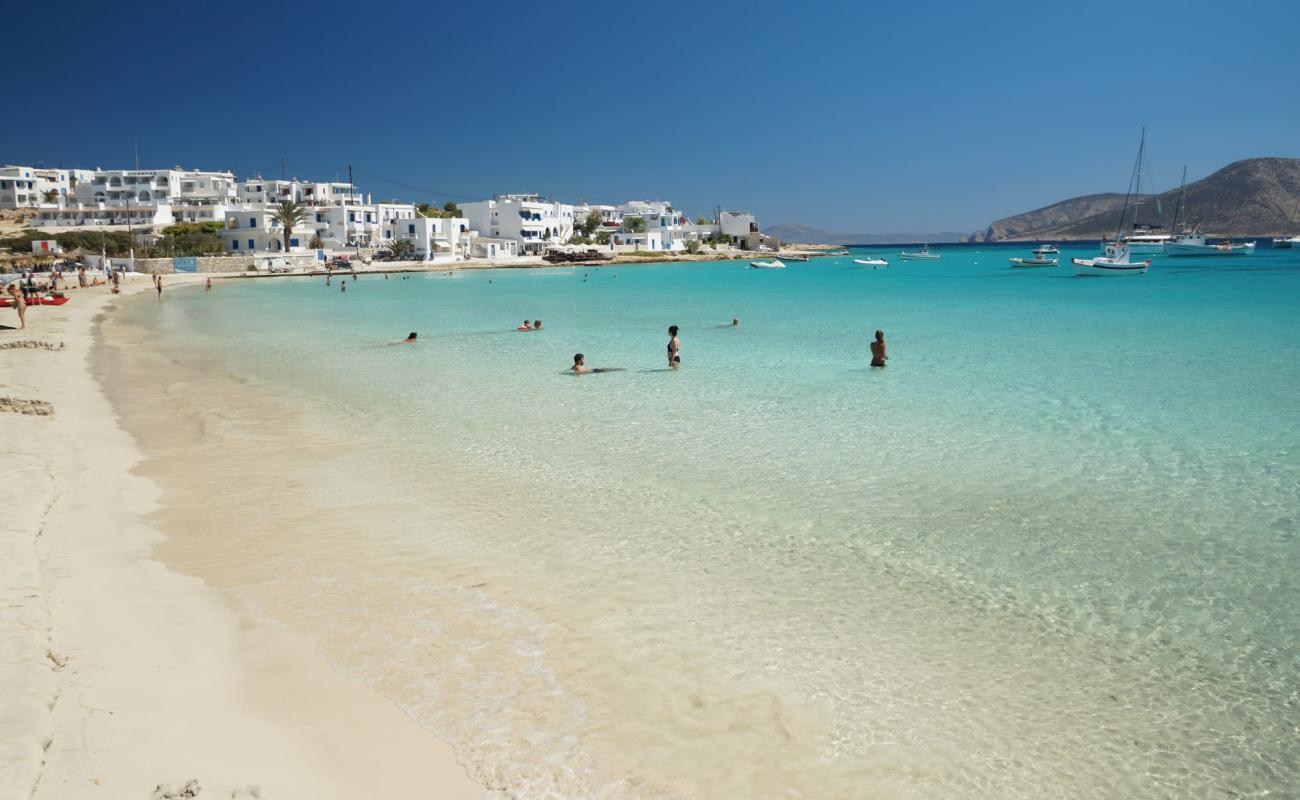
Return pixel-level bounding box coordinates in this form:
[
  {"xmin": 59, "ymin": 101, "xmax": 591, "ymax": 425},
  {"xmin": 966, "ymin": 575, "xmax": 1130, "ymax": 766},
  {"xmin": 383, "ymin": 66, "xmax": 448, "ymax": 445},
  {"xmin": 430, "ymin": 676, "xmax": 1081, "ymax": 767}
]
[
  {"xmin": 870, "ymin": 329, "xmax": 888, "ymax": 367},
  {"xmin": 205, "ymin": 276, "xmax": 212, "ymax": 292},
  {"xmin": 667, "ymin": 325, "xmax": 681, "ymax": 369}
]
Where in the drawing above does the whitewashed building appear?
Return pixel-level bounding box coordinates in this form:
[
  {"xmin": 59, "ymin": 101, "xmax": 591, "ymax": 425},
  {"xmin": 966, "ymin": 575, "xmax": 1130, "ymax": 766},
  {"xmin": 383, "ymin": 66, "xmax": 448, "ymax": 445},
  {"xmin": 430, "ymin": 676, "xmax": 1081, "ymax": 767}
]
[
  {"xmin": 32, "ymin": 167, "xmax": 240, "ymax": 227},
  {"xmin": 386, "ymin": 215, "xmax": 469, "ymax": 261},
  {"xmin": 611, "ymin": 201, "xmax": 690, "ymax": 251},
  {"xmin": 0, "ymin": 165, "xmax": 78, "ymax": 209},
  {"xmin": 221, "ymin": 206, "xmax": 308, "ymax": 253},
  {"xmin": 572, "ymin": 203, "xmax": 622, "ymax": 232},
  {"xmin": 461, "ymin": 194, "xmax": 574, "ymax": 255}
]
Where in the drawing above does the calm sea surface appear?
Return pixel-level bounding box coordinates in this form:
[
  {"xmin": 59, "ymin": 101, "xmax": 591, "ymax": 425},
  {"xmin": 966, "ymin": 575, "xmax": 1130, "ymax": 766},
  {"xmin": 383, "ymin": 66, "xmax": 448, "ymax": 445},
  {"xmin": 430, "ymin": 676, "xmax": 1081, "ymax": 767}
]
[{"xmin": 137, "ymin": 244, "xmax": 1300, "ymax": 798}]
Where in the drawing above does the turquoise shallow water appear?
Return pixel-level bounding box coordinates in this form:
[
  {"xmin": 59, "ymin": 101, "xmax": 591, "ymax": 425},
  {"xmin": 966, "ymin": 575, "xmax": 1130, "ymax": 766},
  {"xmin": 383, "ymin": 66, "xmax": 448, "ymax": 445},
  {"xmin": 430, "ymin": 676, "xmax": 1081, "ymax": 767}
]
[{"xmin": 145, "ymin": 245, "xmax": 1299, "ymax": 798}]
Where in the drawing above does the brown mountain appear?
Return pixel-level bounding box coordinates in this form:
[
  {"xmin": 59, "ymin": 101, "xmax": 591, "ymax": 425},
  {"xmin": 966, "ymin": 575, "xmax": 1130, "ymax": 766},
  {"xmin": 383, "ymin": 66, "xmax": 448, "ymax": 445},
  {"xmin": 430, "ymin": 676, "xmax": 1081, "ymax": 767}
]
[{"xmin": 973, "ymin": 157, "xmax": 1300, "ymax": 242}]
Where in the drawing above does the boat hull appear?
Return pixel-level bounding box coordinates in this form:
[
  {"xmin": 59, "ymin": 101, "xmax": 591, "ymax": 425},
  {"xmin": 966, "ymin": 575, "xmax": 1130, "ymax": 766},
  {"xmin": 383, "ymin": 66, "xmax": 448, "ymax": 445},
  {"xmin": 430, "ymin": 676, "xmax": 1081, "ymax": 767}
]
[
  {"xmin": 898, "ymin": 253, "xmax": 940, "ymax": 261},
  {"xmin": 852, "ymin": 259, "xmax": 887, "ymax": 267},
  {"xmin": 1071, "ymin": 257, "xmax": 1149, "ymax": 277},
  {"xmin": 1163, "ymin": 242, "xmax": 1256, "ymax": 257},
  {"xmin": 1009, "ymin": 258, "xmax": 1058, "ymax": 268}
]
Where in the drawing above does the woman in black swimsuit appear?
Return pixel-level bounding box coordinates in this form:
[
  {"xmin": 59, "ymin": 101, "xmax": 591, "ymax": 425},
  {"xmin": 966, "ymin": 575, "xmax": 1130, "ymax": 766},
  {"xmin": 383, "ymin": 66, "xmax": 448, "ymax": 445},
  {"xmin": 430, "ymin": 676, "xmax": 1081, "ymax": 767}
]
[{"xmin": 667, "ymin": 325, "xmax": 680, "ymax": 369}]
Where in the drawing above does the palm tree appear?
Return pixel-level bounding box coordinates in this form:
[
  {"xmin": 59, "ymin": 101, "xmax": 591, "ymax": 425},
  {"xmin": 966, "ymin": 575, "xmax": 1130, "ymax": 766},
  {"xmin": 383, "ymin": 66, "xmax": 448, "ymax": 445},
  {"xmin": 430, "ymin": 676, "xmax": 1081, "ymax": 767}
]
[
  {"xmin": 272, "ymin": 201, "xmax": 311, "ymax": 252},
  {"xmin": 42, "ymin": 189, "xmax": 60, "ymax": 204},
  {"xmin": 384, "ymin": 238, "xmax": 416, "ymax": 261}
]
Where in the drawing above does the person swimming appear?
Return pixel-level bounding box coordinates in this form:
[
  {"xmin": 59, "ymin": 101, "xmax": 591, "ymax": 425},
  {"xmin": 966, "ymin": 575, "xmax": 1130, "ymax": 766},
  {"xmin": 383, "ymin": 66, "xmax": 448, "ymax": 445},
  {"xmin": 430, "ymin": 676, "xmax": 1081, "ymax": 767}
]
[
  {"xmin": 403, "ymin": 332, "xmax": 417, "ymax": 343},
  {"xmin": 533, "ymin": 320, "xmax": 542, "ymax": 330},
  {"xmin": 667, "ymin": 325, "xmax": 681, "ymax": 368},
  {"xmin": 870, "ymin": 329, "xmax": 888, "ymax": 367},
  {"xmin": 517, "ymin": 320, "xmax": 532, "ymax": 330},
  {"xmin": 731, "ymin": 318, "xmax": 740, "ymax": 327},
  {"xmin": 570, "ymin": 353, "xmax": 623, "ymax": 374}
]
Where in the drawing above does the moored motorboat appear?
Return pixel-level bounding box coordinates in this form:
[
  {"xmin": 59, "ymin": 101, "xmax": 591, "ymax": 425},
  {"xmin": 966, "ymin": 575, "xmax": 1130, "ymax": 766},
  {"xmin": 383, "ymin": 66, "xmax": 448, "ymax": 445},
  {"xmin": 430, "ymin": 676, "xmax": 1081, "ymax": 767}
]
[
  {"xmin": 783, "ymin": 254, "xmax": 811, "ymax": 262},
  {"xmin": 898, "ymin": 244, "xmax": 940, "ymax": 260},
  {"xmin": 1272, "ymin": 235, "xmax": 1300, "ymax": 248},
  {"xmin": 1009, "ymin": 256, "xmax": 1058, "ymax": 268},
  {"xmin": 852, "ymin": 258, "xmax": 888, "ymax": 267},
  {"xmin": 749, "ymin": 259, "xmax": 786, "ymax": 269},
  {"xmin": 1071, "ymin": 244, "xmax": 1149, "ymax": 276},
  {"xmin": 1010, "ymin": 245, "xmax": 1060, "ymax": 267}
]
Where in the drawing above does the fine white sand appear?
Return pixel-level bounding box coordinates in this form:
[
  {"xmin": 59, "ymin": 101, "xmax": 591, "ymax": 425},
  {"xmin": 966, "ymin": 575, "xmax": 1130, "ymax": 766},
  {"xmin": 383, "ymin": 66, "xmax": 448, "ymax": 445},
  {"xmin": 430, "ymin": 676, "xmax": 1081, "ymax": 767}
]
[{"xmin": 0, "ymin": 276, "xmax": 483, "ymax": 800}]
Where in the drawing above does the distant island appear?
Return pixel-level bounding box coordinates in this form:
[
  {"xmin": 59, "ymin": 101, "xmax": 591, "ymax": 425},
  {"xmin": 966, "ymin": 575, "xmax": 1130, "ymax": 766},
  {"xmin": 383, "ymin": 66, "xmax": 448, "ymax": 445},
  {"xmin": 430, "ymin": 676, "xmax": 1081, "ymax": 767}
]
[
  {"xmin": 763, "ymin": 223, "xmax": 968, "ymax": 245},
  {"xmin": 971, "ymin": 157, "xmax": 1300, "ymax": 242}
]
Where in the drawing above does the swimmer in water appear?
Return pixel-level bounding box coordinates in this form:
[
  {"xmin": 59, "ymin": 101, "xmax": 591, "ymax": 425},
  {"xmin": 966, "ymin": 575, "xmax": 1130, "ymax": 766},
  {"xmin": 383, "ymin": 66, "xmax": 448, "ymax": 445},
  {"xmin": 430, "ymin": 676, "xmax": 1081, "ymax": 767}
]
[
  {"xmin": 870, "ymin": 329, "xmax": 888, "ymax": 367},
  {"xmin": 667, "ymin": 324, "xmax": 681, "ymax": 369},
  {"xmin": 731, "ymin": 318, "xmax": 740, "ymax": 327},
  {"xmin": 570, "ymin": 353, "xmax": 623, "ymax": 374},
  {"xmin": 517, "ymin": 320, "xmax": 532, "ymax": 331},
  {"xmin": 533, "ymin": 320, "xmax": 542, "ymax": 330},
  {"xmin": 403, "ymin": 332, "xmax": 417, "ymax": 343}
]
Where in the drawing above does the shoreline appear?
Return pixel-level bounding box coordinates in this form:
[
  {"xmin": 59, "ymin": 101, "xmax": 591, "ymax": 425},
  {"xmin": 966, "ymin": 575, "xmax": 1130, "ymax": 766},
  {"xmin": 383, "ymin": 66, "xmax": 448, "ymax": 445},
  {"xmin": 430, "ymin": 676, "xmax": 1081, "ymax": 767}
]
[{"xmin": 0, "ymin": 279, "xmax": 483, "ymax": 799}]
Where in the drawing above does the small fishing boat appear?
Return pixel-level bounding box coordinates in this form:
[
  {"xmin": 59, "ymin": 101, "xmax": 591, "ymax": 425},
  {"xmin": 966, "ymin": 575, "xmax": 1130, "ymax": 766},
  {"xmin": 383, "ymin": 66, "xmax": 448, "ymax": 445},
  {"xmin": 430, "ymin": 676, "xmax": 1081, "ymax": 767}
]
[
  {"xmin": 1036, "ymin": 244, "xmax": 1060, "ymax": 254},
  {"xmin": 783, "ymin": 254, "xmax": 811, "ymax": 262},
  {"xmin": 853, "ymin": 258, "xmax": 888, "ymax": 267},
  {"xmin": 1272, "ymin": 235, "xmax": 1300, "ymax": 249},
  {"xmin": 1009, "ymin": 245, "xmax": 1059, "ymax": 267},
  {"xmin": 1071, "ymin": 245, "xmax": 1149, "ymax": 277},
  {"xmin": 749, "ymin": 259, "xmax": 786, "ymax": 269},
  {"xmin": 898, "ymin": 244, "xmax": 940, "ymax": 261}
]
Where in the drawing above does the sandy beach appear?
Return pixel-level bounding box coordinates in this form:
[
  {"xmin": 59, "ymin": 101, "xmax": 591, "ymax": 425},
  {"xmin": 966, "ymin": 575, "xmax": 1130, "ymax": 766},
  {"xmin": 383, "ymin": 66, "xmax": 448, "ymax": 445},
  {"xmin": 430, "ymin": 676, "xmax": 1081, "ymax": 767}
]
[{"xmin": 0, "ymin": 276, "xmax": 482, "ymax": 800}]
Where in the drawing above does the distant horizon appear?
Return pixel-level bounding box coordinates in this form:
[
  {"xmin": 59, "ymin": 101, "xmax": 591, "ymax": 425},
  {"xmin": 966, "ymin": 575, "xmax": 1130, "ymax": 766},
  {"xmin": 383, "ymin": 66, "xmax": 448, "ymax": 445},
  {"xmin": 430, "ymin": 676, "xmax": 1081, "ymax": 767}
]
[{"xmin": 4, "ymin": 0, "xmax": 1298, "ymax": 232}]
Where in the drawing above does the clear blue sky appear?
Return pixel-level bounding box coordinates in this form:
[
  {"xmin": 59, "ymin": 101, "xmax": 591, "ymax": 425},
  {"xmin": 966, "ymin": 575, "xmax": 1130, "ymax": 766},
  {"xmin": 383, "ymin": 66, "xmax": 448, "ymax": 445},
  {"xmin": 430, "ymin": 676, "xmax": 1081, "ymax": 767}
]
[{"xmin": 6, "ymin": 0, "xmax": 1298, "ymax": 233}]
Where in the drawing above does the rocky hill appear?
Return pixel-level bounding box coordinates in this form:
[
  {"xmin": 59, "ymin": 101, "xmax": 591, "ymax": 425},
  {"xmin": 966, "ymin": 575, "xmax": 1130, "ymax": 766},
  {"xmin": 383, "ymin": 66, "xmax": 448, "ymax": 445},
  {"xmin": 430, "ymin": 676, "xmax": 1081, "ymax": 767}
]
[
  {"xmin": 764, "ymin": 223, "xmax": 967, "ymax": 245},
  {"xmin": 972, "ymin": 157, "xmax": 1300, "ymax": 241}
]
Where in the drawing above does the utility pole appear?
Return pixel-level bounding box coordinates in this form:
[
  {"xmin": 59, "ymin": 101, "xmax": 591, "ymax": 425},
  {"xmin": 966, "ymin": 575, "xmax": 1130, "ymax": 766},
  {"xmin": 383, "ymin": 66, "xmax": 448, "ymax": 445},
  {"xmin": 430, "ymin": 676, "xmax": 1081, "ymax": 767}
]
[{"xmin": 348, "ymin": 164, "xmax": 360, "ymax": 262}]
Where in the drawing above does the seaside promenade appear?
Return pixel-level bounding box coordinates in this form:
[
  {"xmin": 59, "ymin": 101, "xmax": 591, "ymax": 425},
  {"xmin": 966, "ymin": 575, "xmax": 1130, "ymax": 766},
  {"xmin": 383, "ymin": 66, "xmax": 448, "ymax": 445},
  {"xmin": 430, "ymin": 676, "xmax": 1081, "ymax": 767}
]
[{"xmin": 0, "ymin": 277, "xmax": 482, "ymax": 800}]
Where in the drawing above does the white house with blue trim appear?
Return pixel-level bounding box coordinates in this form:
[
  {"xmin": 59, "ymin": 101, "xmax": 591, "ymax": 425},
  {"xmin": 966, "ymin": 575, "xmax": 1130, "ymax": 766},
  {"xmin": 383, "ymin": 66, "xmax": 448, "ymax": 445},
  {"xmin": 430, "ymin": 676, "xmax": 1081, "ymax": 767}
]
[
  {"xmin": 461, "ymin": 194, "xmax": 574, "ymax": 255},
  {"xmin": 386, "ymin": 215, "xmax": 469, "ymax": 261}
]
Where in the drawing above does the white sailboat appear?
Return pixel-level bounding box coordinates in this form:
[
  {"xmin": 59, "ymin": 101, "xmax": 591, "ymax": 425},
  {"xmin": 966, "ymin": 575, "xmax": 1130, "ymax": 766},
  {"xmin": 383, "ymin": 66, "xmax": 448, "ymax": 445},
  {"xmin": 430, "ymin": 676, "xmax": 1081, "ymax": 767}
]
[
  {"xmin": 1100, "ymin": 128, "xmax": 1168, "ymax": 258},
  {"xmin": 898, "ymin": 244, "xmax": 940, "ymax": 260},
  {"xmin": 1161, "ymin": 166, "xmax": 1255, "ymax": 257},
  {"xmin": 1074, "ymin": 132, "xmax": 1153, "ymax": 276}
]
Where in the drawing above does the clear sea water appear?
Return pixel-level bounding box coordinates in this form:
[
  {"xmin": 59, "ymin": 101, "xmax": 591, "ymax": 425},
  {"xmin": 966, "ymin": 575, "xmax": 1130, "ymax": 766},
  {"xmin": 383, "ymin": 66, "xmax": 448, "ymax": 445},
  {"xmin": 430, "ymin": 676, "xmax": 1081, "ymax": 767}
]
[{"xmin": 136, "ymin": 244, "xmax": 1299, "ymax": 799}]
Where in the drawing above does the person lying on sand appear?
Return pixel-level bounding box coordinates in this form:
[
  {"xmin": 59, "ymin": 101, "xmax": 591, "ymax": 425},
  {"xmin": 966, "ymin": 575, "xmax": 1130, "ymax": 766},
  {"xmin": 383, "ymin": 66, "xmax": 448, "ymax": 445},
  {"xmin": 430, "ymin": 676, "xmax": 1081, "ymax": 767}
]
[{"xmin": 570, "ymin": 353, "xmax": 623, "ymax": 374}]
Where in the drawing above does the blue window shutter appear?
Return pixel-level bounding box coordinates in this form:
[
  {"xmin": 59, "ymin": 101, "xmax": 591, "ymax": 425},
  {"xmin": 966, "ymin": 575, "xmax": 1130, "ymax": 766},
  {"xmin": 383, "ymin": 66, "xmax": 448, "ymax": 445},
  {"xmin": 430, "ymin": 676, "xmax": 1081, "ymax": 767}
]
[
  {"xmin": 408, "ymin": 224, "xmax": 415, "ymax": 234},
  {"xmin": 231, "ymin": 240, "xmax": 238, "ymax": 249},
  {"xmin": 248, "ymin": 239, "xmax": 255, "ymax": 249},
  {"xmin": 290, "ymin": 238, "xmax": 299, "ymax": 247},
  {"xmin": 250, "ymin": 217, "xmax": 256, "ymax": 228}
]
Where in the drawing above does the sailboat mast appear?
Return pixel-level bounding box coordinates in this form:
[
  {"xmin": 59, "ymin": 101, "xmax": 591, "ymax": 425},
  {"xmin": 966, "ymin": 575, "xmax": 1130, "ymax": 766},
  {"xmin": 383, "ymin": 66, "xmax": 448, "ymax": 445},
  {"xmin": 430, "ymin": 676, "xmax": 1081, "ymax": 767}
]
[
  {"xmin": 1171, "ymin": 165, "xmax": 1187, "ymax": 233},
  {"xmin": 1133, "ymin": 127, "xmax": 1145, "ymax": 231},
  {"xmin": 1113, "ymin": 128, "xmax": 1144, "ymax": 241}
]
